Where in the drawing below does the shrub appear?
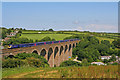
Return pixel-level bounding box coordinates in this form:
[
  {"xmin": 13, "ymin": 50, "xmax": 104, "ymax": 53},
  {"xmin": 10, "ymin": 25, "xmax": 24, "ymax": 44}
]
[
  {"xmin": 2, "ymin": 58, "xmax": 25, "ymax": 68},
  {"xmin": 60, "ymin": 60, "xmax": 82, "ymax": 67},
  {"xmin": 15, "ymin": 53, "xmax": 49, "ymax": 65},
  {"xmin": 3, "ymin": 53, "xmax": 49, "ymax": 68},
  {"xmin": 26, "ymin": 57, "xmax": 49, "ymax": 67},
  {"xmin": 112, "ymin": 62, "xmax": 118, "ymax": 65}
]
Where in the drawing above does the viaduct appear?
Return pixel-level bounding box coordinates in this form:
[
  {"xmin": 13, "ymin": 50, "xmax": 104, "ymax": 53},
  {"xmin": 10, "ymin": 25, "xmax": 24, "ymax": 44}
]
[{"xmin": 2, "ymin": 40, "xmax": 80, "ymax": 67}]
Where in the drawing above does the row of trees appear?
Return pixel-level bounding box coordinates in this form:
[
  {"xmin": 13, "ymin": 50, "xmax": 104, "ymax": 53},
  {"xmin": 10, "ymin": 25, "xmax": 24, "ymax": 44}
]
[
  {"xmin": 3, "ymin": 37, "xmax": 34, "ymax": 45},
  {"xmin": 3, "ymin": 36, "xmax": 56, "ymax": 45}
]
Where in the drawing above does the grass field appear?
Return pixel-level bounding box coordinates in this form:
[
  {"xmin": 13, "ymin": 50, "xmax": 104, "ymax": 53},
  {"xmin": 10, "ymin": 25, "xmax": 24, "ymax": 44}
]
[
  {"xmin": 96, "ymin": 37, "xmax": 115, "ymax": 43},
  {"xmin": 22, "ymin": 30, "xmax": 89, "ymax": 34},
  {"xmin": 2, "ymin": 65, "xmax": 119, "ymax": 78},
  {"xmin": 20, "ymin": 34, "xmax": 72, "ymax": 41},
  {"xmin": 21, "ymin": 30, "xmax": 117, "ymax": 43}
]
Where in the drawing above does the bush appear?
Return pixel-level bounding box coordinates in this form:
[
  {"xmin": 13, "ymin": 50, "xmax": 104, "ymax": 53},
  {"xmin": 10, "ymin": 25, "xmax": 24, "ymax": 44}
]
[
  {"xmin": 60, "ymin": 60, "xmax": 82, "ymax": 67},
  {"xmin": 26, "ymin": 57, "xmax": 49, "ymax": 67},
  {"xmin": 112, "ymin": 62, "xmax": 118, "ymax": 65},
  {"xmin": 81, "ymin": 59, "xmax": 89, "ymax": 66},
  {"xmin": 2, "ymin": 53, "xmax": 49, "ymax": 68},
  {"xmin": 40, "ymin": 36, "xmax": 56, "ymax": 42},
  {"xmin": 2, "ymin": 58, "xmax": 25, "ymax": 68}
]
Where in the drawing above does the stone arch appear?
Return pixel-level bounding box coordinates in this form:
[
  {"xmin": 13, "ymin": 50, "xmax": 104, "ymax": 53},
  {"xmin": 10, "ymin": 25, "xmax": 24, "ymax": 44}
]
[
  {"xmin": 68, "ymin": 44, "xmax": 71, "ymax": 51},
  {"xmin": 59, "ymin": 46, "xmax": 63, "ymax": 55},
  {"xmin": 40, "ymin": 49, "xmax": 46, "ymax": 57},
  {"xmin": 48, "ymin": 48, "xmax": 53, "ymax": 61},
  {"xmin": 64, "ymin": 45, "xmax": 68, "ymax": 53},
  {"xmin": 76, "ymin": 43, "xmax": 78, "ymax": 46},
  {"xmin": 54, "ymin": 47, "xmax": 59, "ymax": 58},
  {"xmin": 73, "ymin": 43, "xmax": 75, "ymax": 48},
  {"xmin": 7, "ymin": 55, "xmax": 14, "ymax": 58},
  {"xmin": 32, "ymin": 50, "xmax": 38, "ymax": 54}
]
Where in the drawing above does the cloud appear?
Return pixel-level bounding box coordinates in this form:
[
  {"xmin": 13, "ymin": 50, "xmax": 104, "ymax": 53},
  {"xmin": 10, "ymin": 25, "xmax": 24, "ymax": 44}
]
[
  {"xmin": 77, "ymin": 24, "xmax": 118, "ymax": 32},
  {"xmin": 73, "ymin": 20, "xmax": 80, "ymax": 25}
]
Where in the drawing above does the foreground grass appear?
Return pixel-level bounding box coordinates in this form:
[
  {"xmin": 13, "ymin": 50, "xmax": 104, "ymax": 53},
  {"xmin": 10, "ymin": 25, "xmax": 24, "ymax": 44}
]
[
  {"xmin": 2, "ymin": 65, "xmax": 119, "ymax": 78},
  {"xmin": 20, "ymin": 34, "xmax": 72, "ymax": 41},
  {"xmin": 2, "ymin": 66, "xmax": 40, "ymax": 78}
]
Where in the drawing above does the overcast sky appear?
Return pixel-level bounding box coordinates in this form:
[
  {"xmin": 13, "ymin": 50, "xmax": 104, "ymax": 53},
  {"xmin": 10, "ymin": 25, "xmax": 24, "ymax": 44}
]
[{"xmin": 2, "ymin": 2, "xmax": 118, "ymax": 32}]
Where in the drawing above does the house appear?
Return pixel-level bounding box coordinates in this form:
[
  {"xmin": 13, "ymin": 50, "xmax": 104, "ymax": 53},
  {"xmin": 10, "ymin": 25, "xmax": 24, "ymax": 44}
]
[
  {"xmin": 7, "ymin": 31, "xmax": 18, "ymax": 37},
  {"xmin": 4, "ymin": 37, "xmax": 10, "ymax": 42},
  {"xmin": 100, "ymin": 56, "xmax": 112, "ymax": 60},
  {"xmin": 10, "ymin": 32, "xmax": 16, "ymax": 36},
  {"xmin": 100, "ymin": 56, "xmax": 119, "ymax": 60},
  {"xmin": 38, "ymin": 32, "xmax": 41, "ymax": 33},
  {"xmin": 91, "ymin": 62, "xmax": 106, "ymax": 65},
  {"xmin": 15, "ymin": 30, "xmax": 19, "ymax": 33}
]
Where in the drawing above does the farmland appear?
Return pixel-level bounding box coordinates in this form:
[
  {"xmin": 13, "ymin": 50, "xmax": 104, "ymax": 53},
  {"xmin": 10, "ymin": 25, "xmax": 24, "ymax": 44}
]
[
  {"xmin": 20, "ymin": 34, "xmax": 72, "ymax": 41},
  {"xmin": 2, "ymin": 65, "xmax": 119, "ymax": 78},
  {"xmin": 96, "ymin": 37, "xmax": 115, "ymax": 43},
  {"xmin": 20, "ymin": 30, "xmax": 117, "ymax": 43}
]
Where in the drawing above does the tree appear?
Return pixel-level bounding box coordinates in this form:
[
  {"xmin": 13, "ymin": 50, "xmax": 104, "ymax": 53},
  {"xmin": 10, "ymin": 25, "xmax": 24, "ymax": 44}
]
[
  {"xmin": 112, "ymin": 39, "xmax": 120, "ymax": 48},
  {"xmin": 101, "ymin": 40, "xmax": 110, "ymax": 47},
  {"xmin": 51, "ymin": 38, "xmax": 56, "ymax": 41},
  {"xmin": 18, "ymin": 30, "xmax": 22, "ymax": 33},
  {"xmin": 20, "ymin": 28, "xmax": 22, "ymax": 30},
  {"xmin": 109, "ymin": 54, "xmax": 116, "ymax": 62},
  {"xmin": 35, "ymin": 39, "xmax": 39, "ymax": 42},
  {"xmin": 81, "ymin": 59, "xmax": 89, "ymax": 66},
  {"xmin": 103, "ymin": 59, "xmax": 109, "ymax": 63},
  {"xmin": 7, "ymin": 29, "xmax": 12, "ymax": 35},
  {"xmin": 11, "ymin": 28, "xmax": 14, "ymax": 30},
  {"xmin": 2, "ymin": 31, "xmax": 7, "ymax": 39},
  {"xmin": 48, "ymin": 28, "xmax": 54, "ymax": 31},
  {"xmin": 40, "ymin": 36, "xmax": 51, "ymax": 42},
  {"xmin": 60, "ymin": 60, "xmax": 82, "ymax": 67}
]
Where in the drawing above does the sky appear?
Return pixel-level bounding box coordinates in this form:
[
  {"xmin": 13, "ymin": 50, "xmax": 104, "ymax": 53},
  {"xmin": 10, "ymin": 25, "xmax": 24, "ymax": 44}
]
[{"xmin": 2, "ymin": 2, "xmax": 118, "ymax": 32}]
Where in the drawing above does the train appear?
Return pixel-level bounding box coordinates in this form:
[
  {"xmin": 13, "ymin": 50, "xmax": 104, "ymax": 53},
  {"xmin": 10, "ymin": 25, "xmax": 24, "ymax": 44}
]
[{"xmin": 8, "ymin": 39, "xmax": 80, "ymax": 49}]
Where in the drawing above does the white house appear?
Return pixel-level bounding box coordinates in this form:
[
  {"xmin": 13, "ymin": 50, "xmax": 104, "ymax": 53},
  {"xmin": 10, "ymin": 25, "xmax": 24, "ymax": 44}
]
[
  {"xmin": 100, "ymin": 56, "xmax": 112, "ymax": 60},
  {"xmin": 91, "ymin": 62, "xmax": 106, "ymax": 65},
  {"xmin": 100, "ymin": 56, "xmax": 119, "ymax": 60}
]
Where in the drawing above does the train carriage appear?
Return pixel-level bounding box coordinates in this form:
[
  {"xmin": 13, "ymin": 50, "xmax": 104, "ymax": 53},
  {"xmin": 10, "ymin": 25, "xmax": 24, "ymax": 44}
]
[{"xmin": 8, "ymin": 39, "xmax": 79, "ymax": 49}]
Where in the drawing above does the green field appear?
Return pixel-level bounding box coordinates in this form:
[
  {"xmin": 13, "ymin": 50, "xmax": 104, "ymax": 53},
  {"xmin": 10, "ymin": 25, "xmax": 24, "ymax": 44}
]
[
  {"xmin": 20, "ymin": 34, "xmax": 72, "ymax": 41},
  {"xmin": 2, "ymin": 65, "xmax": 119, "ymax": 78},
  {"xmin": 96, "ymin": 37, "xmax": 115, "ymax": 43}
]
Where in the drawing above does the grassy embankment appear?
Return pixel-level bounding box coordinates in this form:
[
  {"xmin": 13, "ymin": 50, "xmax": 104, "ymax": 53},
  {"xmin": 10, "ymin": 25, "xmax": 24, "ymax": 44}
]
[{"xmin": 2, "ymin": 65, "xmax": 119, "ymax": 78}]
